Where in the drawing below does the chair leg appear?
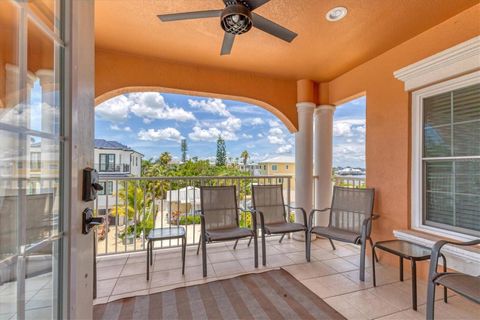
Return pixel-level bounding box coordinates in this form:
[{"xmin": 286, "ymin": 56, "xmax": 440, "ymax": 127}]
[
  {"xmin": 279, "ymin": 234, "xmax": 286, "ymax": 243},
  {"xmin": 233, "ymin": 239, "xmax": 239, "ymax": 250},
  {"xmin": 181, "ymin": 236, "xmax": 186, "ymax": 275},
  {"xmin": 369, "ymin": 238, "xmax": 379, "ymax": 262},
  {"xmin": 306, "ymin": 231, "xmax": 311, "ymax": 262},
  {"xmin": 359, "ymin": 240, "xmax": 366, "ymax": 281},
  {"xmin": 253, "ymin": 234, "xmax": 258, "ymax": 268},
  {"xmin": 328, "ymin": 238, "xmax": 336, "ymax": 250},
  {"xmin": 202, "ymin": 235, "xmax": 207, "ymax": 277},
  {"xmin": 304, "ymin": 230, "xmax": 309, "ymax": 262},
  {"xmin": 247, "ymin": 236, "xmax": 253, "ymax": 247},
  {"xmin": 426, "ymin": 281, "xmax": 436, "ymax": 320},
  {"xmin": 196, "ymin": 234, "xmax": 202, "ymax": 255},
  {"xmin": 261, "ymin": 230, "xmax": 267, "ymax": 266}
]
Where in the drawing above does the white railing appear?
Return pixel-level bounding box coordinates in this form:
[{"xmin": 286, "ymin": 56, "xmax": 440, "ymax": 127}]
[
  {"xmin": 312, "ymin": 175, "xmax": 366, "ymax": 207},
  {"xmin": 94, "ymin": 175, "xmax": 292, "ymax": 256}
]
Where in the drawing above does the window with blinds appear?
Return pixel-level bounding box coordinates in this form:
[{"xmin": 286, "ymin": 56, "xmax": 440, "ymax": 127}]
[{"xmin": 422, "ymin": 83, "xmax": 480, "ymax": 236}]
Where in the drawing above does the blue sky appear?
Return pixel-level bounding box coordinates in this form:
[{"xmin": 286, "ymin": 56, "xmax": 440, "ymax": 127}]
[{"xmin": 95, "ymin": 93, "xmax": 366, "ymax": 167}]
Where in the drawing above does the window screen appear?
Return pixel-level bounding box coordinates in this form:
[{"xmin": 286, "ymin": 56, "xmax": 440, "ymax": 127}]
[{"xmin": 422, "ymin": 83, "xmax": 480, "ymax": 236}]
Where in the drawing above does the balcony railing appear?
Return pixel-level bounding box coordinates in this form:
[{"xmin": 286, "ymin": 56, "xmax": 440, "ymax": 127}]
[
  {"xmin": 94, "ymin": 175, "xmax": 292, "ymax": 256},
  {"xmin": 94, "ymin": 163, "xmax": 130, "ymax": 173},
  {"xmin": 333, "ymin": 176, "xmax": 366, "ymax": 188}
]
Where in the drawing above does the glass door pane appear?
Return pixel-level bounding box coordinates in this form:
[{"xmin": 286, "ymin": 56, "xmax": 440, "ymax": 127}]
[{"xmin": 0, "ymin": 1, "xmax": 64, "ymax": 319}]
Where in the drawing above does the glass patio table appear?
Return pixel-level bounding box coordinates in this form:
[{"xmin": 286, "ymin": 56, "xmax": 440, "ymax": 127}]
[
  {"xmin": 146, "ymin": 227, "xmax": 186, "ymax": 280},
  {"xmin": 372, "ymin": 239, "xmax": 447, "ymax": 310}
]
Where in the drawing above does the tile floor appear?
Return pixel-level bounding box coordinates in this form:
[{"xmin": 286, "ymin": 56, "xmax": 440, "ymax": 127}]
[{"xmin": 95, "ymin": 236, "xmax": 480, "ymax": 320}]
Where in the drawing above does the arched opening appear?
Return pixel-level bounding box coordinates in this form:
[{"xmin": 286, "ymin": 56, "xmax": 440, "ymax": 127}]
[{"xmin": 93, "ymin": 90, "xmax": 295, "ymax": 254}]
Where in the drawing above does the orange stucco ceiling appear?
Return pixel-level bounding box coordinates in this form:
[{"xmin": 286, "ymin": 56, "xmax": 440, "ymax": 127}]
[{"xmin": 95, "ymin": 0, "xmax": 478, "ymax": 82}]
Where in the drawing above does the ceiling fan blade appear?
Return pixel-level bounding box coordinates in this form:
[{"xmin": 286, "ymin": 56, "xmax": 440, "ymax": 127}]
[
  {"xmin": 158, "ymin": 10, "xmax": 222, "ymax": 22},
  {"xmin": 251, "ymin": 13, "xmax": 297, "ymax": 42},
  {"xmin": 244, "ymin": 0, "xmax": 270, "ymax": 10},
  {"xmin": 220, "ymin": 32, "xmax": 235, "ymax": 55}
]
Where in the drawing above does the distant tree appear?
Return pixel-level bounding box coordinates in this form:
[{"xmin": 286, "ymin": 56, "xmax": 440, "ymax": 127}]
[
  {"xmin": 240, "ymin": 150, "xmax": 249, "ymax": 166},
  {"xmin": 216, "ymin": 136, "xmax": 227, "ymax": 166},
  {"xmin": 159, "ymin": 152, "xmax": 172, "ymax": 166},
  {"xmin": 181, "ymin": 138, "xmax": 187, "ymax": 163}
]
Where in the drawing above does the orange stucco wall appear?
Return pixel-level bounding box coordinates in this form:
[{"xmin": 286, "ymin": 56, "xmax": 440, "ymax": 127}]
[
  {"xmin": 95, "ymin": 48, "xmax": 298, "ymax": 132},
  {"xmin": 327, "ymin": 4, "xmax": 480, "ymax": 275}
]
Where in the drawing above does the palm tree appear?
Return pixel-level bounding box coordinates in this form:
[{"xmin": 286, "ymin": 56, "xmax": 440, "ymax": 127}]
[
  {"xmin": 158, "ymin": 152, "xmax": 172, "ymax": 166},
  {"xmin": 241, "ymin": 150, "xmax": 249, "ymax": 166}
]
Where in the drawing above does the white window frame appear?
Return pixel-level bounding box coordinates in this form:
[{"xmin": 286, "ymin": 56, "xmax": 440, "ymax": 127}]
[{"xmin": 411, "ymin": 71, "xmax": 480, "ymax": 241}]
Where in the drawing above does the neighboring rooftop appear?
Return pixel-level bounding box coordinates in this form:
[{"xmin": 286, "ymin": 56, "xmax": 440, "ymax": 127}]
[
  {"xmin": 259, "ymin": 155, "xmax": 295, "ymax": 164},
  {"xmin": 94, "ymin": 139, "xmax": 143, "ymax": 156}
]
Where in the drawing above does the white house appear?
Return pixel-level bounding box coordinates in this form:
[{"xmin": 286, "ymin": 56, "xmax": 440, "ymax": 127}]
[{"xmin": 94, "ymin": 139, "xmax": 143, "ymax": 215}]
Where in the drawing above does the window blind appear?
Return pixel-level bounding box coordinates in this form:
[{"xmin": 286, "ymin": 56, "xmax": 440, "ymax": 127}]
[{"xmin": 422, "ymin": 83, "xmax": 480, "ymax": 235}]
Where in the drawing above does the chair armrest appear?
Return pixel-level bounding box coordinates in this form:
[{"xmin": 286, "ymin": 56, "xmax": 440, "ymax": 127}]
[
  {"xmin": 429, "ymin": 239, "xmax": 480, "ymax": 281},
  {"xmin": 286, "ymin": 205, "xmax": 308, "ymax": 228},
  {"xmin": 308, "ymin": 208, "xmax": 330, "ymax": 230}
]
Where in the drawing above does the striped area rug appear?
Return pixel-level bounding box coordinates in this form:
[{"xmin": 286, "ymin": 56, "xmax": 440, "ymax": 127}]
[{"xmin": 93, "ymin": 269, "xmax": 345, "ymax": 320}]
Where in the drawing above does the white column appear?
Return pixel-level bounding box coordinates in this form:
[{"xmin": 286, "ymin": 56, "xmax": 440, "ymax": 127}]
[
  {"xmin": 314, "ymin": 105, "xmax": 336, "ymax": 226},
  {"xmin": 294, "ymin": 102, "xmax": 315, "ymax": 239}
]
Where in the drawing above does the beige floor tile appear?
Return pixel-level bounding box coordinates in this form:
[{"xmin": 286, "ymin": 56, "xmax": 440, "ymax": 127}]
[
  {"xmin": 283, "ymin": 261, "xmax": 336, "ymax": 280},
  {"xmin": 120, "ymin": 262, "xmax": 148, "ymax": 277},
  {"xmin": 149, "ymin": 268, "xmax": 185, "ymax": 289},
  {"xmin": 286, "ymin": 251, "xmax": 311, "ymax": 263},
  {"xmin": 332, "ymin": 246, "xmax": 360, "ymax": 258},
  {"xmin": 416, "ymin": 295, "xmax": 480, "ymax": 320},
  {"xmin": 324, "ymin": 295, "xmax": 369, "ymax": 320},
  {"xmin": 343, "ymin": 254, "xmax": 372, "ymax": 268},
  {"xmin": 183, "ymin": 264, "xmax": 215, "ymax": 282},
  {"xmin": 93, "ymin": 297, "xmax": 109, "ymax": 305},
  {"xmin": 322, "ymin": 257, "xmax": 358, "ymax": 273},
  {"xmin": 96, "ymin": 278, "xmax": 117, "ymax": 298},
  {"xmin": 208, "ymin": 250, "xmax": 236, "ymax": 263},
  {"xmin": 263, "ymin": 254, "xmax": 295, "ymax": 267},
  {"xmin": 231, "ymin": 247, "xmax": 256, "ymax": 259},
  {"xmin": 272, "ymin": 242, "xmax": 305, "ymax": 253},
  {"xmin": 184, "ymin": 252, "xmax": 208, "ymax": 267},
  {"xmin": 153, "ymin": 257, "xmax": 185, "ymax": 271},
  {"xmin": 212, "ymin": 260, "xmax": 245, "ymax": 277},
  {"xmin": 332, "ymin": 289, "xmax": 402, "ymax": 319},
  {"xmin": 97, "ymin": 264, "xmax": 124, "ymax": 281},
  {"xmin": 309, "ymin": 248, "xmax": 338, "ymax": 261},
  {"xmin": 126, "ymin": 253, "xmax": 148, "ymax": 264},
  {"xmin": 237, "ymin": 257, "xmax": 263, "ymax": 272},
  {"xmin": 300, "ymin": 273, "xmax": 364, "ymax": 298},
  {"xmin": 111, "ymin": 273, "xmax": 149, "ymax": 296},
  {"xmin": 97, "ymin": 256, "xmax": 127, "ymax": 268}
]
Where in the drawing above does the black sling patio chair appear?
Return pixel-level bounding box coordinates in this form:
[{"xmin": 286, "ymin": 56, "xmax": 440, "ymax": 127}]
[
  {"xmin": 252, "ymin": 184, "xmax": 308, "ymax": 266},
  {"xmin": 426, "ymin": 239, "xmax": 480, "ymax": 320},
  {"xmin": 307, "ymin": 186, "xmax": 377, "ymax": 281},
  {"xmin": 196, "ymin": 185, "xmax": 258, "ymax": 277}
]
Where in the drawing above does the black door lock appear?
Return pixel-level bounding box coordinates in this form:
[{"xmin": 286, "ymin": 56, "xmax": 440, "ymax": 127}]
[{"xmin": 82, "ymin": 208, "xmax": 104, "ymax": 235}]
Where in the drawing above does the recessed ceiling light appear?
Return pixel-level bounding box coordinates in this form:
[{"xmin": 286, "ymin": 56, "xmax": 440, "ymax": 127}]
[{"xmin": 326, "ymin": 7, "xmax": 348, "ymax": 22}]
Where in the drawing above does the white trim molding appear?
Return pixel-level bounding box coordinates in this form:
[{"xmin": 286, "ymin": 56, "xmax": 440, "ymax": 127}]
[
  {"xmin": 394, "ymin": 36, "xmax": 480, "ymax": 91},
  {"xmin": 411, "ymin": 71, "xmax": 480, "ymax": 241}
]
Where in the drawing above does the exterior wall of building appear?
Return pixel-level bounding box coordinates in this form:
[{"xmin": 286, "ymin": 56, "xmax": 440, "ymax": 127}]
[
  {"xmin": 326, "ymin": 4, "xmax": 480, "ymax": 276},
  {"xmin": 94, "ymin": 48, "xmax": 298, "ymax": 132},
  {"xmin": 258, "ymin": 161, "xmax": 295, "ymax": 190}
]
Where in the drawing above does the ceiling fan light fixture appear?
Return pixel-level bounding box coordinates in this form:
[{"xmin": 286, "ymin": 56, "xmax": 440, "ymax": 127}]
[
  {"xmin": 326, "ymin": 7, "xmax": 348, "ymax": 22},
  {"xmin": 221, "ymin": 4, "xmax": 253, "ymax": 35}
]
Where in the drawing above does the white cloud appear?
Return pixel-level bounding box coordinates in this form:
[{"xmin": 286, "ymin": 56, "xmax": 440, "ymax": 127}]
[
  {"xmin": 258, "ymin": 133, "xmax": 264, "ymax": 138},
  {"xmin": 244, "ymin": 117, "xmax": 265, "ymax": 126},
  {"xmin": 277, "ymin": 144, "xmax": 293, "ymax": 154},
  {"xmin": 333, "ymin": 119, "xmax": 365, "ymax": 137},
  {"xmin": 188, "ymin": 98, "xmax": 230, "ymax": 117},
  {"xmin": 110, "ymin": 124, "xmax": 132, "ymax": 132},
  {"xmin": 188, "ymin": 126, "xmax": 238, "ymax": 142},
  {"xmin": 242, "ymin": 133, "xmax": 253, "ymax": 139},
  {"xmin": 96, "ymin": 93, "xmax": 195, "ymax": 124},
  {"xmin": 218, "ymin": 116, "xmax": 242, "ymax": 131},
  {"xmin": 138, "ymin": 128, "xmax": 182, "ymax": 141},
  {"xmin": 96, "ymin": 95, "xmax": 130, "ymax": 122},
  {"xmin": 130, "ymin": 92, "xmax": 195, "ymax": 122},
  {"xmin": 267, "ymin": 127, "xmax": 286, "ymax": 145}
]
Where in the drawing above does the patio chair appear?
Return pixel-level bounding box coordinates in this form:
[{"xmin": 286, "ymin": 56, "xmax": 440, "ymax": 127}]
[
  {"xmin": 426, "ymin": 239, "xmax": 480, "ymax": 320},
  {"xmin": 307, "ymin": 186, "xmax": 377, "ymax": 281},
  {"xmin": 196, "ymin": 185, "xmax": 258, "ymax": 277},
  {"xmin": 252, "ymin": 184, "xmax": 308, "ymax": 266}
]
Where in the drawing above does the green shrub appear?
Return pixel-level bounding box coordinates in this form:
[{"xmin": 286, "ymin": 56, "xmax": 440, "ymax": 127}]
[{"xmin": 179, "ymin": 215, "xmax": 201, "ymax": 225}]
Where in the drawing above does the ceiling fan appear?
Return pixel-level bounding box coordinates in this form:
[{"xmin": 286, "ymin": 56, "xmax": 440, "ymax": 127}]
[{"xmin": 158, "ymin": 0, "xmax": 297, "ymax": 56}]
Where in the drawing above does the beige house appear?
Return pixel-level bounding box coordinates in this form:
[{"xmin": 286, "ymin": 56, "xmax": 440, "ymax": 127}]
[{"xmin": 258, "ymin": 155, "xmax": 295, "ymax": 190}]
